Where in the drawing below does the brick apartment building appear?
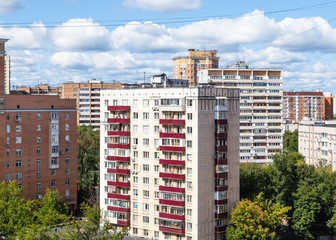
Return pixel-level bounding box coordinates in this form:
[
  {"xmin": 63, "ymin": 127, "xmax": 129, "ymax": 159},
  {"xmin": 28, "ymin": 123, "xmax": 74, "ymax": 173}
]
[
  {"xmin": 0, "ymin": 39, "xmax": 77, "ymax": 212},
  {"xmin": 17, "ymin": 84, "xmax": 62, "ymax": 96},
  {"xmin": 100, "ymin": 76, "xmax": 240, "ymax": 240}
]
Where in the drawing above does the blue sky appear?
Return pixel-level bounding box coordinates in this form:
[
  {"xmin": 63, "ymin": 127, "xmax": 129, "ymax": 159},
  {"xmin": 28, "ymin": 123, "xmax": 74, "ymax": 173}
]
[{"xmin": 1, "ymin": 0, "xmax": 336, "ymax": 92}]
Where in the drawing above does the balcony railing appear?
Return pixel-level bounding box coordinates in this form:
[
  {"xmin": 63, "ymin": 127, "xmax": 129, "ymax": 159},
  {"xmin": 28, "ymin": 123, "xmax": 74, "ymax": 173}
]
[
  {"xmin": 107, "ymin": 118, "xmax": 130, "ymax": 124},
  {"xmin": 159, "ymin": 199, "xmax": 184, "ymax": 207},
  {"xmin": 159, "ymin": 159, "xmax": 185, "ymax": 166},
  {"xmin": 107, "ymin": 206, "xmax": 130, "ymax": 213},
  {"xmin": 159, "ymin": 172, "xmax": 185, "ymax": 180},
  {"xmin": 107, "ymin": 131, "xmax": 130, "ymax": 136},
  {"xmin": 159, "ymin": 226, "xmax": 184, "ymax": 235},
  {"xmin": 108, "ymin": 106, "xmax": 130, "ymax": 111},
  {"xmin": 159, "ymin": 212, "xmax": 184, "ymax": 221},
  {"xmin": 159, "ymin": 132, "xmax": 185, "ymax": 139},
  {"xmin": 106, "ymin": 156, "xmax": 130, "ymax": 162},
  {"xmin": 159, "ymin": 185, "xmax": 184, "ymax": 193},
  {"xmin": 107, "ymin": 168, "xmax": 130, "ymax": 175},
  {"xmin": 159, "ymin": 146, "xmax": 185, "ymax": 152},
  {"xmin": 107, "ymin": 181, "xmax": 130, "ymax": 188},
  {"xmin": 107, "ymin": 143, "xmax": 130, "ymax": 149},
  {"xmin": 107, "ymin": 193, "xmax": 130, "ymax": 200},
  {"xmin": 159, "ymin": 119, "xmax": 185, "ymax": 125}
]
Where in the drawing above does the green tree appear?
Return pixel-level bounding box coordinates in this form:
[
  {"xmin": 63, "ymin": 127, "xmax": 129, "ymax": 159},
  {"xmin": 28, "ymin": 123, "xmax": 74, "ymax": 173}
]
[
  {"xmin": 283, "ymin": 130, "xmax": 298, "ymax": 153},
  {"xmin": 77, "ymin": 125, "xmax": 100, "ymax": 204},
  {"xmin": 226, "ymin": 193, "xmax": 291, "ymax": 240}
]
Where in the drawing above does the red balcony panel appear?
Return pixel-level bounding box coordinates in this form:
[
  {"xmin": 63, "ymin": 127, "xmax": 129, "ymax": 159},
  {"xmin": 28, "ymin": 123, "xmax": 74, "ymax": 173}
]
[
  {"xmin": 215, "ymin": 199, "xmax": 228, "ymax": 205},
  {"xmin": 215, "ymin": 225, "xmax": 227, "ymax": 232},
  {"xmin": 159, "ymin": 159, "xmax": 185, "ymax": 166},
  {"xmin": 160, "ymin": 172, "xmax": 185, "ymax": 180},
  {"xmin": 159, "ymin": 226, "xmax": 183, "ymax": 235},
  {"xmin": 107, "ymin": 168, "xmax": 130, "ymax": 175},
  {"xmin": 159, "ymin": 212, "xmax": 184, "ymax": 221},
  {"xmin": 160, "ymin": 132, "xmax": 185, "ymax": 139},
  {"xmin": 108, "ymin": 106, "xmax": 130, "ymax": 111},
  {"xmin": 117, "ymin": 220, "xmax": 130, "ymax": 226},
  {"xmin": 215, "ymin": 186, "xmax": 228, "ymax": 192},
  {"xmin": 159, "ymin": 119, "xmax": 185, "ymax": 125},
  {"xmin": 107, "ymin": 206, "xmax": 130, "ymax": 213},
  {"xmin": 107, "ymin": 131, "xmax": 130, "ymax": 136},
  {"xmin": 107, "ymin": 118, "xmax": 130, "ymax": 124},
  {"xmin": 107, "ymin": 156, "xmax": 130, "ymax": 162},
  {"xmin": 107, "ymin": 143, "xmax": 130, "ymax": 149},
  {"xmin": 215, "ymin": 119, "xmax": 228, "ymax": 124},
  {"xmin": 215, "ymin": 212, "xmax": 228, "ymax": 219},
  {"xmin": 215, "ymin": 159, "xmax": 228, "ymax": 165},
  {"xmin": 107, "ymin": 193, "xmax": 130, "ymax": 200},
  {"xmin": 160, "ymin": 146, "xmax": 185, "ymax": 152},
  {"xmin": 216, "ymin": 146, "xmax": 227, "ymax": 152},
  {"xmin": 107, "ymin": 181, "xmax": 130, "ymax": 188},
  {"xmin": 216, "ymin": 172, "xmax": 228, "ymax": 179},
  {"xmin": 216, "ymin": 132, "xmax": 227, "ymax": 138},
  {"xmin": 159, "ymin": 185, "xmax": 184, "ymax": 193},
  {"xmin": 159, "ymin": 199, "xmax": 184, "ymax": 207}
]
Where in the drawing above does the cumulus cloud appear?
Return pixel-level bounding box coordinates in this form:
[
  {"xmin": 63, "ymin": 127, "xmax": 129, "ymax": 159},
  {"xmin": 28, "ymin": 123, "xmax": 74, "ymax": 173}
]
[
  {"xmin": 0, "ymin": 0, "xmax": 23, "ymax": 14},
  {"xmin": 123, "ymin": 0, "xmax": 201, "ymax": 13}
]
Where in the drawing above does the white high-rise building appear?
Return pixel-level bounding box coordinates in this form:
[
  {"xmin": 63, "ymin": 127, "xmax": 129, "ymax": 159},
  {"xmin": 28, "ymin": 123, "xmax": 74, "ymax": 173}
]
[
  {"xmin": 100, "ymin": 79, "xmax": 240, "ymax": 240},
  {"xmin": 199, "ymin": 61, "xmax": 283, "ymax": 164}
]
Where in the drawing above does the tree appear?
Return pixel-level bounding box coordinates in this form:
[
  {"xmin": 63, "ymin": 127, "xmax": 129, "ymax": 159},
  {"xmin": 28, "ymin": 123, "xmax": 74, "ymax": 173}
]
[
  {"xmin": 283, "ymin": 130, "xmax": 298, "ymax": 153},
  {"xmin": 226, "ymin": 193, "xmax": 291, "ymax": 240},
  {"xmin": 77, "ymin": 125, "xmax": 100, "ymax": 204}
]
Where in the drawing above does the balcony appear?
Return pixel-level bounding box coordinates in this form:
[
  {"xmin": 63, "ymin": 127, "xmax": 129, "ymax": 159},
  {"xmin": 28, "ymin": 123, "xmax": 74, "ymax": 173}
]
[
  {"xmin": 216, "ymin": 172, "xmax": 228, "ymax": 179},
  {"xmin": 160, "ymin": 146, "xmax": 185, "ymax": 153},
  {"xmin": 215, "ymin": 225, "xmax": 227, "ymax": 232},
  {"xmin": 159, "ymin": 119, "xmax": 185, "ymax": 125},
  {"xmin": 159, "ymin": 212, "xmax": 184, "ymax": 221},
  {"xmin": 216, "ymin": 146, "xmax": 227, "ymax": 152},
  {"xmin": 215, "ymin": 185, "xmax": 228, "ymax": 192},
  {"xmin": 108, "ymin": 106, "xmax": 130, "ymax": 111},
  {"xmin": 159, "ymin": 226, "xmax": 184, "ymax": 235},
  {"xmin": 107, "ymin": 131, "xmax": 130, "ymax": 136},
  {"xmin": 107, "ymin": 181, "xmax": 130, "ymax": 188},
  {"xmin": 160, "ymin": 172, "xmax": 185, "ymax": 180},
  {"xmin": 107, "ymin": 168, "xmax": 130, "ymax": 175},
  {"xmin": 107, "ymin": 156, "xmax": 130, "ymax": 162},
  {"xmin": 216, "ymin": 133, "xmax": 227, "ymax": 138},
  {"xmin": 107, "ymin": 193, "xmax": 130, "ymax": 200},
  {"xmin": 107, "ymin": 118, "xmax": 130, "ymax": 124},
  {"xmin": 159, "ymin": 185, "xmax": 184, "ymax": 193},
  {"xmin": 107, "ymin": 206, "xmax": 130, "ymax": 213},
  {"xmin": 159, "ymin": 132, "xmax": 185, "ymax": 139},
  {"xmin": 159, "ymin": 159, "xmax": 185, "ymax": 166},
  {"xmin": 215, "ymin": 119, "xmax": 227, "ymax": 124},
  {"xmin": 117, "ymin": 220, "xmax": 130, "ymax": 226},
  {"xmin": 215, "ymin": 212, "xmax": 228, "ymax": 219},
  {"xmin": 159, "ymin": 199, "xmax": 184, "ymax": 207},
  {"xmin": 107, "ymin": 143, "xmax": 130, "ymax": 149}
]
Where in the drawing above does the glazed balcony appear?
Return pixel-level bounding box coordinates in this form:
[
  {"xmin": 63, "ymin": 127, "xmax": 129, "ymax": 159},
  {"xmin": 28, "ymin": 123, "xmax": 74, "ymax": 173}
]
[
  {"xmin": 107, "ymin": 106, "xmax": 130, "ymax": 111},
  {"xmin": 160, "ymin": 172, "xmax": 185, "ymax": 180},
  {"xmin": 107, "ymin": 131, "xmax": 130, "ymax": 137},
  {"xmin": 160, "ymin": 132, "xmax": 185, "ymax": 139},
  {"xmin": 159, "ymin": 185, "xmax": 184, "ymax": 193},
  {"xmin": 107, "ymin": 143, "xmax": 130, "ymax": 149},
  {"xmin": 159, "ymin": 159, "xmax": 185, "ymax": 166},
  {"xmin": 215, "ymin": 212, "xmax": 228, "ymax": 219},
  {"xmin": 107, "ymin": 206, "xmax": 130, "ymax": 213},
  {"xmin": 159, "ymin": 212, "xmax": 184, "ymax": 221},
  {"xmin": 107, "ymin": 156, "xmax": 130, "ymax": 162},
  {"xmin": 107, "ymin": 181, "xmax": 130, "ymax": 188},
  {"xmin": 107, "ymin": 118, "xmax": 130, "ymax": 124},
  {"xmin": 107, "ymin": 168, "xmax": 130, "ymax": 175},
  {"xmin": 159, "ymin": 119, "xmax": 185, "ymax": 125},
  {"xmin": 160, "ymin": 146, "xmax": 185, "ymax": 152},
  {"xmin": 216, "ymin": 132, "xmax": 227, "ymax": 138},
  {"xmin": 159, "ymin": 199, "xmax": 184, "ymax": 207},
  {"xmin": 107, "ymin": 193, "xmax": 130, "ymax": 200}
]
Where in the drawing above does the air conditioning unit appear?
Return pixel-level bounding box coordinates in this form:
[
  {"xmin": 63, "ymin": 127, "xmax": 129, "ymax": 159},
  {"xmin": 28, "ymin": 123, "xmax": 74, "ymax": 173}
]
[
  {"xmin": 155, "ymin": 146, "xmax": 160, "ymax": 150},
  {"xmin": 132, "ymin": 145, "xmax": 137, "ymax": 149}
]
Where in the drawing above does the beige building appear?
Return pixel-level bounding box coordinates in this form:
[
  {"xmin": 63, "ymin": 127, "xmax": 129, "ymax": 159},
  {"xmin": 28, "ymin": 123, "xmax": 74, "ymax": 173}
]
[
  {"xmin": 17, "ymin": 84, "xmax": 62, "ymax": 96},
  {"xmin": 299, "ymin": 122, "xmax": 336, "ymax": 171},
  {"xmin": 100, "ymin": 79, "xmax": 240, "ymax": 240},
  {"xmin": 199, "ymin": 61, "xmax": 283, "ymax": 164},
  {"xmin": 172, "ymin": 49, "xmax": 219, "ymax": 86},
  {"xmin": 4, "ymin": 55, "xmax": 10, "ymax": 94}
]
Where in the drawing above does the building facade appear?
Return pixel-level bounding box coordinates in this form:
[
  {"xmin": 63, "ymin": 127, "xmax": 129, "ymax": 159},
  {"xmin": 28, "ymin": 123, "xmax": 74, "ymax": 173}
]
[
  {"xmin": 4, "ymin": 55, "xmax": 10, "ymax": 94},
  {"xmin": 199, "ymin": 62, "xmax": 283, "ymax": 164},
  {"xmin": 283, "ymin": 91, "xmax": 333, "ymax": 123},
  {"xmin": 17, "ymin": 84, "xmax": 62, "ymax": 96},
  {"xmin": 100, "ymin": 85, "xmax": 240, "ymax": 240},
  {"xmin": 172, "ymin": 49, "xmax": 219, "ymax": 86},
  {"xmin": 62, "ymin": 80, "xmax": 122, "ymax": 129}
]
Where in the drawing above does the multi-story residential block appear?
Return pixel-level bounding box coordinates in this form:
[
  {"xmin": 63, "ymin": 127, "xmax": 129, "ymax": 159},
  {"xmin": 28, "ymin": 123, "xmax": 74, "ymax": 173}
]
[
  {"xmin": 172, "ymin": 49, "xmax": 219, "ymax": 86},
  {"xmin": 299, "ymin": 122, "xmax": 336, "ymax": 172},
  {"xmin": 62, "ymin": 79, "xmax": 122, "ymax": 129},
  {"xmin": 283, "ymin": 91, "xmax": 333, "ymax": 123},
  {"xmin": 0, "ymin": 39, "xmax": 77, "ymax": 212},
  {"xmin": 17, "ymin": 84, "xmax": 62, "ymax": 96},
  {"xmin": 100, "ymin": 79, "xmax": 240, "ymax": 240},
  {"xmin": 199, "ymin": 61, "xmax": 283, "ymax": 164},
  {"xmin": 4, "ymin": 55, "xmax": 10, "ymax": 94}
]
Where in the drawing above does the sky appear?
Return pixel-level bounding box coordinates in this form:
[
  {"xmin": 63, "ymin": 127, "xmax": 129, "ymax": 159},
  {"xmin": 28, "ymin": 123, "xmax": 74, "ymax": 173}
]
[{"xmin": 1, "ymin": 0, "xmax": 336, "ymax": 92}]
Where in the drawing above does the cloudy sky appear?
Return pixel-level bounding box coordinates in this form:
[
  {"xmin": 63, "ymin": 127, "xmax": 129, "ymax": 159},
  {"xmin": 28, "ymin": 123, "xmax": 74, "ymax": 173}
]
[{"xmin": 1, "ymin": 0, "xmax": 336, "ymax": 92}]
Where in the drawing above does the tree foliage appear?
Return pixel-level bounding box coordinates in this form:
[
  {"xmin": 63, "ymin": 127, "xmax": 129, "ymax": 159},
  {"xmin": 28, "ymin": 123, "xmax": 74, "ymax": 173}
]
[
  {"xmin": 283, "ymin": 130, "xmax": 298, "ymax": 153},
  {"xmin": 77, "ymin": 125, "xmax": 100, "ymax": 204},
  {"xmin": 226, "ymin": 193, "xmax": 291, "ymax": 240}
]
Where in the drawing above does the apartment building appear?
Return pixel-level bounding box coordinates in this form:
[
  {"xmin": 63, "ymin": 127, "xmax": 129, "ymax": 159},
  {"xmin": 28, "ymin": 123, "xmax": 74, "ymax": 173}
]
[
  {"xmin": 299, "ymin": 122, "xmax": 336, "ymax": 172},
  {"xmin": 100, "ymin": 82, "xmax": 240, "ymax": 240},
  {"xmin": 172, "ymin": 49, "xmax": 219, "ymax": 86},
  {"xmin": 62, "ymin": 80, "xmax": 122, "ymax": 129},
  {"xmin": 4, "ymin": 55, "xmax": 10, "ymax": 94},
  {"xmin": 198, "ymin": 61, "xmax": 283, "ymax": 164},
  {"xmin": 17, "ymin": 84, "xmax": 62, "ymax": 96},
  {"xmin": 283, "ymin": 91, "xmax": 333, "ymax": 123}
]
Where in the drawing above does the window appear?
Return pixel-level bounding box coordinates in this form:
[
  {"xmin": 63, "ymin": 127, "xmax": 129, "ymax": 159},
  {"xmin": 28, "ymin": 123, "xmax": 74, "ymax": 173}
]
[
  {"xmin": 187, "ymin": 181, "xmax": 192, "ymax": 189},
  {"xmin": 187, "ymin": 141, "xmax": 192, "ymax": 148},
  {"xmin": 65, "ymin": 168, "xmax": 70, "ymax": 174},
  {"xmin": 65, "ymin": 178, "xmax": 69, "ymax": 185},
  {"xmin": 65, "ymin": 135, "xmax": 70, "ymax": 143},
  {"xmin": 154, "ymin": 231, "xmax": 159, "ymax": 238},
  {"xmin": 65, "ymin": 157, "xmax": 70, "ymax": 164},
  {"xmin": 187, "ymin": 168, "xmax": 192, "ymax": 175},
  {"xmin": 187, "ymin": 99, "xmax": 192, "ymax": 106},
  {"xmin": 154, "ymin": 152, "xmax": 159, "ymax": 159},
  {"xmin": 37, "ymin": 182, "xmax": 41, "ymax": 189},
  {"xmin": 7, "ymin": 124, "xmax": 10, "ymax": 133},
  {"xmin": 37, "ymin": 125, "xmax": 41, "ymax": 132},
  {"xmin": 143, "ymin": 100, "xmax": 149, "ymax": 107},
  {"xmin": 51, "ymin": 180, "xmax": 56, "ymax": 187},
  {"xmin": 133, "ymin": 177, "xmax": 138, "ymax": 183},
  {"xmin": 16, "ymin": 172, "xmax": 22, "ymax": 180},
  {"xmin": 6, "ymin": 161, "xmax": 9, "ymax": 168},
  {"xmin": 143, "ymin": 177, "xmax": 149, "ymax": 185},
  {"xmin": 143, "ymin": 164, "xmax": 149, "ymax": 171},
  {"xmin": 143, "ymin": 190, "xmax": 149, "ymax": 198},
  {"xmin": 187, "ymin": 127, "xmax": 192, "ymax": 134},
  {"xmin": 187, "ymin": 209, "xmax": 192, "ymax": 217},
  {"xmin": 133, "ymin": 228, "xmax": 138, "ymax": 235},
  {"xmin": 155, "ymin": 165, "xmax": 159, "ymax": 172},
  {"xmin": 133, "ymin": 151, "xmax": 138, "ymax": 158},
  {"xmin": 65, "ymin": 146, "xmax": 70, "ymax": 152},
  {"xmin": 143, "ymin": 229, "xmax": 149, "ymax": 236},
  {"xmin": 133, "ymin": 189, "xmax": 138, "ymax": 196},
  {"xmin": 187, "ymin": 113, "xmax": 192, "ymax": 120},
  {"xmin": 154, "ymin": 178, "xmax": 159, "ymax": 186},
  {"xmin": 16, "ymin": 160, "xmax": 22, "ymax": 167},
  {"xmin": 51, "ymin": 146, "xmax": 58, "ymax": 154},
  {"xmin": 154, "ymin": 126, "xmax": 159, "ymax": 133},
  {"xmin": 15, "ymin": 114, "xmax": 22, "ymax": 122},
  {"xmin": 133, "ymin": 112, "xmax": 138, "ymax": 119},
  {"xmin": 37, "ymin": 136, "xmax": 41, "ymax": 143},
  {"xmin": 155, "ymin": 204, "xmax": 160, "ymax": 212},
  {"xmin": 187, "ymin": 195, "xmax": 192, "ymax": 203},
  {"xmin": 187, "ymin": 154, "xmax": 192, "ymax": 162},
  {"xmin": 16, "ymin": 137, "xmax": 22, "ymax": 144},
  {"xmin": 155, "ymin": 191, "xmax": 160, "ymax": 198},
  {"xmin": 143, "ymin": 203, "xmax": 149, "ymax": 211},
  {"xmin": 51, "ymin": 112, "xmax": 58, "ymax": 119},
  {"xmin": 51, "ymin": 169, "xmax": 56, "ymax": 176},
  {"xmin": 65, "ymin": 124, "xmax": 70, "ymax": 131},
  {"xmin": 133, "ymin": 125, "xmax": 138, "ymax": 132},
  {"xmin": 37, "ymin": 113, "xmax": 41, "ymax": 120},
  {"xmin": 37, "ymin": 148, "xmax": 41, "ymax": 154},
  {"xmin": 143, "ymin": 112, "xmax": 149, "ymax": 120},
  {"xmin": 143, "ymin": 138, "xmax": 149, "ymax": 146},
  {"xmin": 142, "ymin": 216, "xmax": 150, "ymax": 224},
  {"xmin": 154, "ymin": 113, "xmax": 159, "ymax": 119},
  {"xmin": 16, "ymin": 125, "xmax": 22, "ymax": 133},
  {"xmin": 37, "ymin": 194, "xmax": 42, "ymax": 200},
  {"xmin": 16, "ymin": 149, "xmax": 22, "ymax": 156},
  {"xmin": 65, "ymin": 113, "xmax": 69, "ymax": 120},
  {"xmin": 37, "ymin": 170, "xmax": 41, "ymax": 178},
  {"xmin": 143, "ymin": 151, "xmax": 149, "ymax": 158},
  {"xmin": 143, "ymin": 125, "xmax": 149, "ymax": 133},
  {"xmin": 187, "ymin": 222, "xmax": 192, "ymax": 230},
  {"xmin": 133, "ymin": 99, "xmax": 138, "ymax": 107}
]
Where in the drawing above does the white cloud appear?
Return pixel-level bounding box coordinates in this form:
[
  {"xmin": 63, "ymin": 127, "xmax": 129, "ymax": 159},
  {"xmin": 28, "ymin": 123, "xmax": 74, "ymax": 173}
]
[
  {"xmin": 0, "ymin": 0, "xmax": 23, "ymax": 14},
  {"xmin": 123, "ymin": 0, "xmax": 201, "ymax": 13}
]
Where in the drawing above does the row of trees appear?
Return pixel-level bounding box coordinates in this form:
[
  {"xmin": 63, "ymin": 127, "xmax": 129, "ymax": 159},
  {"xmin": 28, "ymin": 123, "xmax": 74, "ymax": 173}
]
[{"xmin": 229, "ymin": 130, "xmax": 336, "ymax": 239}]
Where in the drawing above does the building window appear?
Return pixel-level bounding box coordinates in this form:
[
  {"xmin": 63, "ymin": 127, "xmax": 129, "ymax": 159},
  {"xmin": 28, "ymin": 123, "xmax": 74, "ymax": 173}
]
[
  {"xmin": 16, "ymin": 172, "xmax": 22, "ymax": 180},
  {"xmin": 37, "ymin": 125, "xmax": 41, "ymax": 132},
  {"xmin": 155, "ymin": 165, "xmax": 159, "ymax": 172},
  {"xmin": 187, "ymin": 127, "xmax": 192, "ymax": 134},
  {"xmin": 65, "ymin": 157, "xmax": 70, "ymax": 164},
  {"xmin": 6, "ymin": 124, "xmax": 10, "ymax": 133},
  {"xmin": 15, "ymin": 114, "xmax": 22, "ymax": 122},
  {"xmin": 143, "ymin": 229, "xmax": 149, "ymax": 237},
  {"xmin": 133, "ymin": 125, "xmax": 138, "ymax": 132},
  {"xmin": 133, "ymin": 189, "xmax": 138, "ymax": 196},
  {"xmin": 51, "ymin": 146, "xmax": 58, "ymax": 154},
  {"xmin": 143, "ymin": 138, "xmax": 149, "ymax": 146},
  {"xmin": 37, "ymin": 194, "xmax": 42, "ymax": 200},
  {"xmin": 187, "ymin": 113, "xmax": 192, "ymax": 120},
  {"xmin": 37, "ymin": 182, "xmax": 41, "ymax": 189},
  {"xmin": 154, "ymin": 152, "xmax": 159, "ymax": 159},
  {"xmin": 65, "ymin": 178, "xmax": 69, "ymax": 185},
  {"xmin": 65, "ymin": 168, "xmax": 70, "ymax": 174},
  {"xmin": 187, "ymin": 168, "xmax": 192, "ymax": 175},
  {"xmin": 133, "ymin": 99, "xmax": 138, "ymax": 107},
  {"xmin": 155, "ymin": 191, "xmax": 160, "ymax": 198},
  {"xmin": 154, "ymin": 126, "xmax": 159, "ymax": 133},
  {"xmin": 187, "ymin": 141, "xmax": 192, "ymax": 148},
  {"xmin": 187, "ymin": 222, "xmax": 192, "ymax": 230},
  {"xmin": 143, "ymin": 190, "xmax": 149, "ymax": 198},
  {"xmin": 187, "ymin": 195, "xmax": 192, "ymax": 203},
  {"xmin": 155, "ymin": 204, "xmax": 159, "ymax": 212},
  {"xmin": 187, "ymin": 209, "xmax": 192, "ymax": 217},
  {"xmin": 133, "ymin": 228, "xmax": 138, "ymax": 235},
  {"xmin": 143, "ymin": 100, "xmax": 149, "ymax": 107},
  {"xmin": 16, "ymin": 149, "xmax": 22, "ymax": 156},
  {"xmin": 51, "ymin": 112, "xmax": 58, "ymax": 119},
  {"xmin": 133, "ymin": 151, "xmax": 138, "ymax": 158},
  {"xmin": 37, "ymin": 136, "xmax": 41, "ymax": 143},
  {"xmin": 154, "ymin": 178, "xmax": 159, "ymax": 186},
  {"xmin": 37, "ymin": 148, "xmax": 41, "ymax": 154},
  {"xmin": 65, "ymin": 135, "xmax": 70, "ymax": 143},
  {"xmin": 133, "ymin": 177, "xmax": 138, "ymax": 183},
  {"xmin": 187, "ymin": 154, "xmax": 192, "ymax": 161},
  {"xmin": 143, "ymin": 216, "xmax": 149, "ymax": 224},
  {"xmin": 133, "ymin": 112, "xmax": 138, "ymax": 119},
  {"xmin": 154, "ymin": 113, "xmax": 159, "ymax": 119},
  {"xmin": 51, "ymin": 180, "xmax": 56, "ymax": 187},
  {"xmin": 6, "ymin": 161, "xmax": 9, "ymax": 168},
  {"xmin": 65, "ymin": 124, "xmax": 70, "ymax": 131},
  {"xmin": 154, "ymin": 231, "xmax": 159, "ymax": 238},
  {"xmin": 37, "ymin": 113, "xmax": 41, "ymax": 120},
  {"xmin": 143, "ymin": 125, "xmax": 149, "ymax": 133},
  {"xmin": 143, "ymin": 151, "xmax": 149, "ymax": 158},
  {"xmin": 143, "ymin": 164, "xmax": 149, "ymax": 171},
  {"xmin": 143, "ymin": 203, "xmax": 149, "ymax": 211},
  {"xmin": 51, "ymin": 169, "xmax": 56, "ymax": 176},
  {"xmin": 187, "ymin": 99, "xmax": 192, "ymax": 106},
  {"xmin": 143, "ymin": 177, "xmax": 149, "ymax": 185},
  {"xmin": 65, "ymin": 113, "xmax": 69, "ymax": 120},
  {"xmin": 16, "ymin": 125, "xmax": 22, "ymax": 133},
  {"xmin": 187, "ymin": 181, "xmax": 192, "ymax": 189},
  {"xmin": 37, "ymin": 170, "xmax": 41, "ymax": 178},
  {"xmin": 37, "ymin": 159, "xmax": 41, "ymax": 166},
  {"xmin": 16, "ymin": 160, "xmax": 22, "ymax": 168},
  {"xmin": 16, "ymin": 137, "xmax": 22, "ymax": 144},
  {"xmin": 65, "ymin": 146, "xmax": 70, "ymax": 152}
]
